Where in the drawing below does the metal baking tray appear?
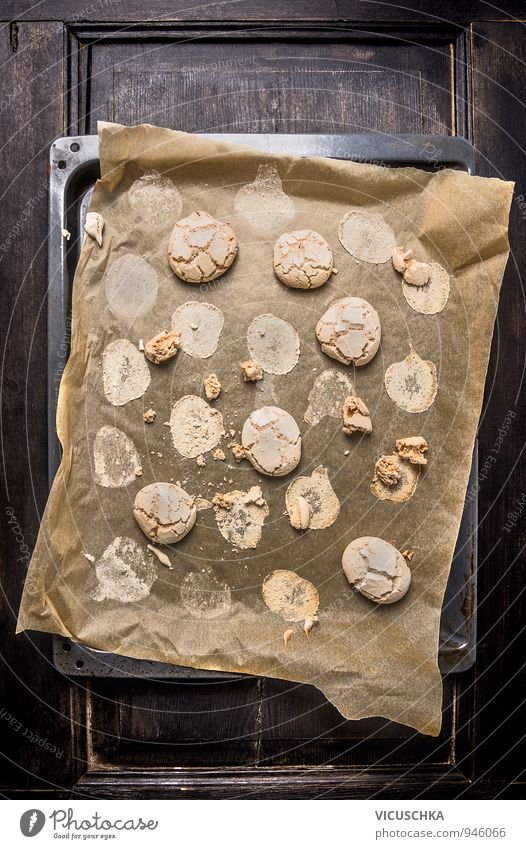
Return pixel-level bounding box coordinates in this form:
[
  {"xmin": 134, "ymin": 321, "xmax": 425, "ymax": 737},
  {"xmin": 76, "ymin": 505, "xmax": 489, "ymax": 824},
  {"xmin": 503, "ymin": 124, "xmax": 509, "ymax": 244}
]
[{"xmin": 48, "ymin": 133, "xmax": 477, "ymax": 679}]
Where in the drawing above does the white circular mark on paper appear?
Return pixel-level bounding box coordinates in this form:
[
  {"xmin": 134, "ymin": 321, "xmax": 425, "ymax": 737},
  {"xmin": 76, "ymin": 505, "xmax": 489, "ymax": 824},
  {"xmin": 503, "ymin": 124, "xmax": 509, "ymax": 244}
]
[
  {"xmin": 338, "ymin": 210, "xmax": 396, "ymax": 264},
  {"xmin": 234, "ymin": 163, "xmax": 296, "ymax": 237},
  {"xmin": 91, "ymin": 537, "xmax": 157, "ymax": 603},
  {"xmin": 315, "ymin": 297, "xmax": 381, "ymax": 366},
  {"xmin": 402, "ymin": 262, "xmax": 450, "ymax": 315},
  {"xmin": 102, "ymin": 338, "xmax": 151, "ymax": 406},
  {"xmin": 170, "ymin": 394, "xmax": 225, "ymax": 458},
  {"xmin": 104, "ymin": 254, "xmax": 159, "ymax": 320},
  {"xmin": 93, "ymin": 425, "xmax": 140, "ymax": 488},
  {"xmin": 171, "ymin": 301, "xmax": 224, "ymax": 359},
  {"xmin": 213, "ymin": 485, "xmax": 269, "ymax": 549},
  {"xmin": 247, "ymin": 314, "xmax": 300, "ymax": 375},
  {"xmin": 262, "ymin": 570, "xmax": 319, "ymax": 622},
  {"xmin": 384, "ymin": 349, "xmax": 437, "ymax": 413},
  {"xmin": 242, "ymin": 406, "xmax": 301, "ymax": 477},
  {"xmin": 127, "ymin": 171, "xmax": 183, "ymax": 226},
  {"xmin": 180, "ymin": 570, "xmax": 232, "ymax": 619},
  {"xmin": 304, "ymin": 369, "xmax": 355, "ymax": 425},
  {"xmin": 285, "ymin": 466, "xmax": 340, "ymax": 530}
]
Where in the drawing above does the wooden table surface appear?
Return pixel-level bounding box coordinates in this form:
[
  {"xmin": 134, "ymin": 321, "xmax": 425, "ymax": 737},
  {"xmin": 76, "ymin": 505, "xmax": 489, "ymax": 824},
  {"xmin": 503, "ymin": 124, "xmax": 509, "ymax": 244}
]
[{"xmin": 1, "ymin": 1, "xmax": 524, "ymax": 799}]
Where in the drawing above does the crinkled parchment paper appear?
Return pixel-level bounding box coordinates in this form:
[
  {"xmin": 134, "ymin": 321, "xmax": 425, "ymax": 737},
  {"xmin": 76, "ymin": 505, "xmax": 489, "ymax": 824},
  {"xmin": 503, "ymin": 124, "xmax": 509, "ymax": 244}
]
[{"xmin": 17, "ymin": 122, "xmax": 513, "ymax": 735}]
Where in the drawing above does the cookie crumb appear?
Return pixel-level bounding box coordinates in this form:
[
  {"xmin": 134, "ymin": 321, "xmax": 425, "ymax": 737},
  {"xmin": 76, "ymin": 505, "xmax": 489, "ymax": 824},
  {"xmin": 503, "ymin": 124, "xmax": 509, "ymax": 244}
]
[
  {"xmin": 204, "ymin": 372, "xmax": 222, "ymax": 400},
  {"xmin": 143, "ymin": 408, "xmax": 156, "ymax": 423},
  {"xmin": 342, "ymin": 395, "xmax": 372, "ymax": 434},
  {"xmin": 144, "ymin": 329, "xmax": 181, "ymax": 364},
  {"xmin": 395, "ymin": 436, "xmax": 429, "ymax": 466},
  {"xmin": 147, "ymin": 544, "xmax": 173, "ymax": 569},
  {"xmin": 196, "ymin": 454, "xmax": 206, "ymax": 467},
  {"xmin": 213, "ymin": 448, "xmax": 226, "ymax": 461},
  {"xmin": 240, "ymin": 359, "xmax": 264, "ymax": 382},
  {"xmin": 375, "ymin": 456, "xmax": 401, "ymax": 487},
  {"xmin": 283, "ymin": 629, "xmax": 294, "ymax": 647}
]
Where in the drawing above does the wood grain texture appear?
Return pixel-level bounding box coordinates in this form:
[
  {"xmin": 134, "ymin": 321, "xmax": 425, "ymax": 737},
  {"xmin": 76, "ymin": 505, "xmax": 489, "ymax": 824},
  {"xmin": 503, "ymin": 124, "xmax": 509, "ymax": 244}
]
[
  {"xmin": 0, "ymin": 21, "xmax": 86, "ymax": 793},
  {"xmin": 0, "ymin": 5, "xmax": 523, "ymax": 798}
]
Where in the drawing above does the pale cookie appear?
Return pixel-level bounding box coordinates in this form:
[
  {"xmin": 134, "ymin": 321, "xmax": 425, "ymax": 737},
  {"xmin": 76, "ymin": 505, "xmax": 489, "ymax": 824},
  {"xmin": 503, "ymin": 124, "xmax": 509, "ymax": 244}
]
[
  {"xmin": 247, "ymin": 314, "xmax": 300, "ymax": 375},
  {"xmin": 144, "ymin": 329, "xmax": 181, "ymax": 364},
  {"xmin": 391, "ymin": 245, "xmax": 432, "ymax": 287},
  {"xmin": 316, "ymin": 297, "xmax": 381, "ymax": 366},
  {"xmin": 240, "ymin": 360, "xmax": 264, "ymax": 382},
  {"xmin": 342, "ymin": 395, "xmax": 372, "ymax": 434},
  {"xmin": 102, "ymin": 339, "xmax": 151, "ymax": 406},
  {"xmin": 384, "ymin": 349, "xmax": 437, "ymax": 413},
  {"xmin": 273, "ymin": 229, "xmax": 333, "ymax": 289},
  {"xmin": 285, "ymin": 466, "xmax": 340, "ymax": 530},
  {"xmin": 342, "ymin": 536, "xmax": 411, "ymax": 604},
  {"xmin": 371, "ymin": 454, "xmax": 420, "ymax": 502},
  {"xmin": 84, "ymin": 211, "xmax": 104, "ymax": 246},
  {"xmin": 241, "ymin": 406, "xmax": 301, "ymax": 477},
  {"xmin": 203, "ymin": 373, "xmax": 221, "ymax": 400},
  {"xmin": 168, "ymin": 209, "xmax": 238, "ymax": 283},
  {"xmin": 133, "ymin": 482, "xmax": 196, "ymax": 545},
  {"xmin": 170, "ymin": 395, "xmax": 224, "ymax": 458},
  {"xmin": 338, "ymin": 210, "xmax": 396, "ymax": 263},
  {"xmin": 402, "ymin": 262, "xmax": 450, "ymax": 314},
  {"xmin": 213, "ymin": 485, "xmax": 269, "ymax": 549},
  {"xmin": 262, "ymin": 569, "xmax": 319, "ymax": 622},
  {"xmin": 395, "ymin": 436, "xmax": 429, "ymax": 466}
]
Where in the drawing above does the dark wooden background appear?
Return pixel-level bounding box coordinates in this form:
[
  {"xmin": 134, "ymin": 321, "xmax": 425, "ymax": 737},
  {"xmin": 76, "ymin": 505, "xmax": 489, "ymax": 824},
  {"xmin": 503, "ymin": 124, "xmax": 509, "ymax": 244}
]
[{"xmin": 1, "ymin": 1, "xmax": 525, "ymax": 799}]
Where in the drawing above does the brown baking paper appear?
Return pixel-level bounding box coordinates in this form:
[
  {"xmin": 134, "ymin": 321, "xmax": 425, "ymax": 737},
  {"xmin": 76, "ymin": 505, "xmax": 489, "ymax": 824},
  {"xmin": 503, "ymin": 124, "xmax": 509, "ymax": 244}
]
[{"xmin": 17, "ymin": 122, "xmax": 513, "ymax": 735}]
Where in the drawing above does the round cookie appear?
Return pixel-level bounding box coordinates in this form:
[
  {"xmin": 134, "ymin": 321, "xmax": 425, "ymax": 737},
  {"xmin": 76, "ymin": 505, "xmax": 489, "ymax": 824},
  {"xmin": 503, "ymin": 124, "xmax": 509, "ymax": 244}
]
[
  {"xmin": 241, "ymin": 405, "xmax": 301, "ymax": 477},
  {"xmin": 133, "ymin": 482, "xmax": 196, "ymax": 544},
  {"xmin": 168, "ymin": 210, "xmax": 238, "ymax": 283},
  {"xmin": 315, "ymin": 297, "xmax": 381, "ymax": 366},
  {"xmin": 342, "ymin": 536, "xmax": 411, "ymax": 604},
  {"xmin": 273, "ymin": 229, "xmax": 333, "ymax": 289}
]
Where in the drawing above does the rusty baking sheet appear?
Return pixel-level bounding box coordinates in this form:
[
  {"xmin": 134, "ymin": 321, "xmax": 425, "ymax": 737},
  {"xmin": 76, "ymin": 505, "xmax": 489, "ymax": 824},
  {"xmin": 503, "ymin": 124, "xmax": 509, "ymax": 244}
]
[{"xmin": 48, "ymin": 133, "xmax": 477, "ymax": 678}]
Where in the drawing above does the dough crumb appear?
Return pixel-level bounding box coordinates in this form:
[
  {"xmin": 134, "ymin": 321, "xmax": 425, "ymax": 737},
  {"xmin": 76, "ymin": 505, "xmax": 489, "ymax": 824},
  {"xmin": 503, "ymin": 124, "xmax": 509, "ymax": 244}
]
[
  {"xmin": 229, "ymin": 442, "xmax": 246, "ymax": 461},
  {"xmin": 204, "ymin": 373, "xmax": 222, "ymax": 400},
  {"xmin": 138, "ymin": 339, "xmax": 144, "ymax": 352},
  {"xmin": 392, "ymin": 245, "xmax": 413, "ymax": 273},
  {"xmin": 212, "ymin": 492, "xmax": 234, "ymax": 510},
  {"xmin": 283, "ymin": 629, "xmax": 294, "ymax": 647},
  {"xmin": 288, "ymin": 495, "xmax": 310, "ymax": 530},
  {"xmin": 213, "ymin": 448, "xmax": 226, "ymax": 461},
  {"xmin": 396, "ymin": 436, "xmax": 429, "ymax": 466},
  {"xmin": 134, "ymin": 466, "xmax": 143, "ymax": 477},
  {"xmin": 240, "ymin": 359, "xmax": 264, "ymax": 381},
  {"xmin": 402, "ymin": 549, "xmax": 415, "ymax": 562},
  {"xmin": 375, "ymin": 455, "xmax": 401, "ymax": 487},
  {"xmin": 303, "ymin": 616, "xmax": 318, "ymax": 637},
  {"xmin": 144, "ymin": 329, "xmax": 181, "ymax": 364},
  {"xmin": 147, "ymin": 544, "xmax": 173, "ymax": 569},
  {"xmin": 371, "ymin": 454, "xmax": 420, "ymax": 502},
  {"xmin": 84, "ymin": 211, "xmax": 104, "ymax": 247},
  {"xmin": 82, "ymin": 551, "xmax": 95, "ymax": 563},
  {"xmin": 143, "ymin": 408, "xmax": 156, "ymax": 423},
  {"xmin": 342, "ymin": 395, "xmax": 372, "ymax": 434},
  {"xmin": 196, "ymin": 454, "xmax": 206, "ymax": 467}
]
